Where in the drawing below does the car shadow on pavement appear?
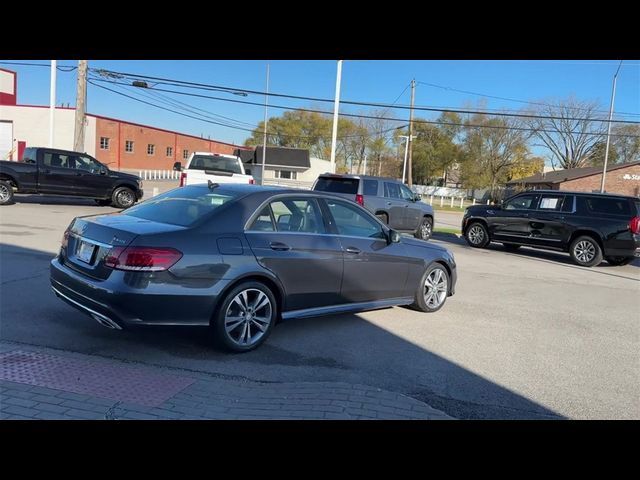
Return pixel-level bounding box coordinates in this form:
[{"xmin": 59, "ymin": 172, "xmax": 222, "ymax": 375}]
[
  {"xmin": 432, "ymin": 233, "xmax": 640, "ymax": 279},
  {"xmin": 1, "ymin": 242, "xmax": 566, "ymax": 420},
  {"xmin": 10, "ymin": 195, "xmax": 112, "ymax": 207}
]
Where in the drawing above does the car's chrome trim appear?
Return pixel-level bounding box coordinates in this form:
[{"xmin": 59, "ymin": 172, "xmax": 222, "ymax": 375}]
[
  {"xmin": 51, "ymin": 285, "xmax": 122, "ymax": 330},
  {"xmin": 68, "ymin": 232, "xmax": 113, "ymax": 249},
  {"xmin": 282, "ymin": 297, "xmax": 414, "ymax": 320}
]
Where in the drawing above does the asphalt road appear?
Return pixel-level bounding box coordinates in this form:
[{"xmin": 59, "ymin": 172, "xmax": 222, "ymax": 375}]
[{"xmin": 1, "ymin": 190, "xmax": 639, "ymax": 419}]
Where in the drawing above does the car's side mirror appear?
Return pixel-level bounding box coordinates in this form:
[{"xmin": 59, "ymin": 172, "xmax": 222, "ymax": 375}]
[
  {"xmin": 173, "ymin": 161, "xmax": 182, "ymax": 171},
  {"xmin": 414, "ymin": 193, "xmax": 422, "ymax": 202},
  {"xmin": 99, "ymin": 168, "xmax": 107, "ymax": 175},
  {"xmin": 388, "ymin": 229, "xmax": 401, "ymax": 244}
]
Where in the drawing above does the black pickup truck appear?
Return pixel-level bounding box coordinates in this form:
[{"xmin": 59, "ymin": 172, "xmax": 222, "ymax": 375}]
[{"xmin": 0, "ymin": 147, "xmax": 143, "ymax": 208}]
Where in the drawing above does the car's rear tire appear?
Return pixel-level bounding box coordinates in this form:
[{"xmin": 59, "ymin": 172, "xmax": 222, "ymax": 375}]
[
  {"xmin": 376, "ymin": 212, "xmax": 388, "ymax": 225},
  {"xmin": 465, "ymin": 222, "xmax": 490, "ymax": 248},
  {"xmin": 212, "ymin": 281, "xmax": 277, "ymax": 353},
  {"xmin": 570, "ymin": 235, "xmax": 603, "ymax": 267},
  {"xmin": 605, "ymin": 256, "xmax": 635, "ymax": 266},
  {"xmin": 502, "ymin": 243, "xmax": 521, "ymax": 252},
  {"xmin": 0, "ymin": 180, "xmax": 15, "ymax": 205},
  {"xmin": 415, "ymin": 216, "xmax": 432, "ymax": 241},
  {"xmin": 112, "ymin": 187, "xmax": 136, "ymax": 209},
  {"xmin": 411, "ymin": 263, "xmax": 449, "ymax": 313}
]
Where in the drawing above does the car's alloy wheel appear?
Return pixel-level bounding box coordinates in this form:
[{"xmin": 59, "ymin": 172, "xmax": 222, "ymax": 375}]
[
  {"xmin": 424, "ymin": 267, "xmax": 448, "ymax": 310},
  {"xmin": 416, "ymin": 217, "xmax": 432, "ymax": 241},
  {"xmin": 223, "ymin": 288, "xmax": 274, "ymax": 349},
  {"xmin": 116, "ymin": 189, "xmax": 134, "ymax": 208},
  {"xmin": 465, "ymin": 222, "xmax": 489, "ymax": 248},
  {"xmin": 569, "ymin": 235, "xmax": 603, "ymax": 267},
  {"xmin": 0, "ymin": 182, "xmax": 12, "ymax": 205}
]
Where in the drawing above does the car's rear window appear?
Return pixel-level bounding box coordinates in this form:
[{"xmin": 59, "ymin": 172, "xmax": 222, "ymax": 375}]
[
  {"xmin": 584, "ymin": 197, "xmax": 632, "ymax": 216},
  {"xmin": 188, "ymin": 155, "xmax": 243, "ymax": 174},
  {"xmin": 122, "ymin": 186, "xmax": 240, "ymax": 226},
  {"xmin": 314, "ymin": 177, "xmax": 359, "ymax": 194}
]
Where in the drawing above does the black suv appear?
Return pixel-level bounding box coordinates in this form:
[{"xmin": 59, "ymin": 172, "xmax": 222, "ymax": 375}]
[{"xmin": 461, "ymin": 190, "xmax": 640, "ymax": 267}]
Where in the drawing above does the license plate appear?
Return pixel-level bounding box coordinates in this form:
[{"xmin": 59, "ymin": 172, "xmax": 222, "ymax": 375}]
[{"xmin": 76, "ymin": 240, "xmax": 95, "ymax": 264}]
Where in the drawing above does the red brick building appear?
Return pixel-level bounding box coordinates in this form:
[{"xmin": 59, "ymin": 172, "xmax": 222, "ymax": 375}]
[{"xmin": 507, "ymin": 161, "xmax": 640, "ymax": 197}]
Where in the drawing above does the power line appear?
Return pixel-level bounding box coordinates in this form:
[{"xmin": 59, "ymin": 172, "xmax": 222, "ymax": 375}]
[
  {"xmin": 416, "ymin": 80, "xmax": 640, "ymax": 118},
  {"xmin": 90, "ymin": 67, "xmax": 640, "ymax": 125},
  {"xmin": 89, "ymin": 78, "xmax": 640, "ymax": 139},
  {"xmin": 0, "ymin": 61, "xmax": 77, "ymax": 71}
]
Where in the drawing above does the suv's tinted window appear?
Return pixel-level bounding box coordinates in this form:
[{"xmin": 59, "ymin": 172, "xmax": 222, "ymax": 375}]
[
  {"xmin": 504, "ymin": 194, "xmax": 538, "ymax": 210},
  {"xmin": 585, "ymin": 196, "xmax": 631, "ymax": 216},
  {"xmin": 538, "ymin": 195, "xmax": 564, "ymax": 211},
  {"xmin": 384, "ymin": 182, "xmax": 401, "ymax": 199},
  {"xmin": 562, "ymin": 196, "xmax": 575, "ymax": 212},
  {"xmin": 363, "ymin": 179, "xmax": 378, "ymax": 196},
  {"xmin": 325, "ymin": 199, "xmax": 385, "ymax": 239},
  {"xmin": 314, "ymin": 177, "xmax": 359, "ymax": 194}
]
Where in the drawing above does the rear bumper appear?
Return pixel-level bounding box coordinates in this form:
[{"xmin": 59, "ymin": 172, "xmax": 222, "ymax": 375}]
[{"xmin": 50, "ymin": 256, "xmax": 223, "ymax": 328}]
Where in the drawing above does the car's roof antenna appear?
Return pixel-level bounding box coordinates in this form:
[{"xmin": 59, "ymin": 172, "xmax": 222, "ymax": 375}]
[{"xmin": 208, "ymin": 180, "xmax": 219, "ymax": 189}]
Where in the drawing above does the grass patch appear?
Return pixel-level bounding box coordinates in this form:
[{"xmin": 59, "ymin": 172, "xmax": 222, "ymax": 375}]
[{"xmin": 433, "ymin": 227, "xmax": 461, "ymax": 235}]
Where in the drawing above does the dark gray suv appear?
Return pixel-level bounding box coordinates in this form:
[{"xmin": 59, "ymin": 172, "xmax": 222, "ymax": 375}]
[{"xmin": 312, "ymin": 174, "xmax": 435, "ymax": 240}]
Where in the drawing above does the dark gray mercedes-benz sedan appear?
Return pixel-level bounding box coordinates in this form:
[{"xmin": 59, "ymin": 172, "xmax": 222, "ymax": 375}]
[{"xmin": 50, "ymin": 183, "xmax": 456, "ymax": 352}]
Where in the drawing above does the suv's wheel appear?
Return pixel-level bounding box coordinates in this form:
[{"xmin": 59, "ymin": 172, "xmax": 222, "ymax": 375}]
[
  {"xmin": 570, "ymin": 235, "xmax": 603, "ymax": 267},
  {"xmin": 112, "ymin": 187, "xmax": 136, "ymax": 209},
  {"xmin": 376, "ymin": 212, "xmax": 389, "ymax": 225},
  {"xmin": 411, "ymin": 263, "xmax": 449, "ymax": 313},
  {"xmin": 415, "ymin": 216, "xmax": 432, "ymax": 241},
  {"xmin": 605, "ymin": 256, "xmax": 635, "ymax": 266},
  {"xmin": 465, "ymin": 222, "xmax": 490, "ymax": 248},
  {"xmin": 212, "ymin": 281, "xmax": 277, "ymax": 352},
  {"xmin": 502, "ymin": 243, "xmax": 521, "ymax": 252},
  {"xmin": 0, "ymin": 180, "xmax": 14, "ymax": 205}
]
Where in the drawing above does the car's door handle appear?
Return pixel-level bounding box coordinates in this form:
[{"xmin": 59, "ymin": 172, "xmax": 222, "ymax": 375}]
[
  {"xmin": 269, "ymin": 242, "xmax": 291, "ymax": 251},
  {"xmin": 345, "ymin": 247, "xmax": 361, "ymax": 254},
  {"xmin": 550, "ymin": 215, "xmax": 565, "ymax": 220}
]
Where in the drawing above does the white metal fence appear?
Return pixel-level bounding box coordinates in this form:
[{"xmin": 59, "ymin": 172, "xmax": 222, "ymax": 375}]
[{"xmin": 134, "ymin": 169, "xmax": 181, "ymax": 181}]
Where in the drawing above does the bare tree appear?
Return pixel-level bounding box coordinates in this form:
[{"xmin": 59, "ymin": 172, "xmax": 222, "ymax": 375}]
[{"xmin": 527, "ymin": 97, "xmax": 607, "ymax": 169}]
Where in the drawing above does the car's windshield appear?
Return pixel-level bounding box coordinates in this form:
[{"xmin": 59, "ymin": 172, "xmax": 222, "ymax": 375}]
[
  {"xmin": 122, "ymin": 186, "xmax": 240, "ymax": 226},
  {"xmin": 188, "ymin": 155, "xmax": 243, "ymax": 174}
]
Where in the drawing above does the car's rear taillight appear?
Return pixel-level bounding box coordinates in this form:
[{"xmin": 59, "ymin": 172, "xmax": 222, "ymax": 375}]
[
  {"xmin": 104, "ymin": 247, "xmax": 183, "ymax": 272},
  {"xmin": 355, "ymin": 194, "xmax": 364, "ymax": 206},
  {"xmin": 179, "ymin": 172, "xmax": 187, "ymax": 187},
  {"xmin": 249, "ymin": 178, "xmax": 255, "ymax": 184},
  {"xmin": 630, "ymin": 216, "xmax": 640, "ymax": 235}
]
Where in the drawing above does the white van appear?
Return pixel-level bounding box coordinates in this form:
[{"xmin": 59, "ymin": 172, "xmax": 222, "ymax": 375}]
[{"xmin": 176, "ymin": 152, "xmax": 255, "ymax": 187}]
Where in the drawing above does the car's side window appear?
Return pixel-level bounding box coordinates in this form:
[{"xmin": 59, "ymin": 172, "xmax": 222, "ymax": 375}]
[
  {"xmin": 384, "ymin": 182, "xmax": 401, "ymax": 199},
  {"xmin": 43, "ymin": 152, "xmax": 73, "ymax": 169},
  {"xmin": 248, "ymin": 207, "xmax": 275, "ymax": 232},
  {"xmin": 324, "ymin": 199, "xmax": 386, "ymax": 240},
  {"xmin": 399, "ymin": 184, "xmax": 415, "ymax": 201},
  {"xmin": 363, "ymin": 179, "xmax": 378, "ymax": 196},
  {"xmin": 269, "ymin": 198, "xmax": 325, "ymax": 234},
  {"xmin": 504, "ymin": 194, "xmax": 539, "ymax": 210},
  {"xmin": 75, "ymin": 155, "xmax": 102, "ymax": 174},
  {"xmin": 538, "ymin": 195, "xmax": 564, "ymax": 211}
]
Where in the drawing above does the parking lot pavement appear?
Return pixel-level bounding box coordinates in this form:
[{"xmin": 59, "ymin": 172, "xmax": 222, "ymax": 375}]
[
  {"xmin": 0, "ymin": 343, "xmax": 449, "ymax": 420},
  {"xmin": 434, "ymin": 210, "xmax": 464, "ymax": 231},
  {"xmin": 1, "ymin": 198, "xmax": 639, "ymax": 419}
]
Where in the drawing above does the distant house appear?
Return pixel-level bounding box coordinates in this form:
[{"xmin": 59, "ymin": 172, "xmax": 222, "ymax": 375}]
[
  {"xmin": 505, "ymin": 161, "xmax": 640, "ymax": 197},
  {"xmin": 236, "ymin": 146, "xmax": 330, "ymax": 186}
]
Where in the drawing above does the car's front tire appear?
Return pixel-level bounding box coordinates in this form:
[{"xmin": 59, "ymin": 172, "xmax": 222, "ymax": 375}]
[
  {"xmin": 212, "ymin": 281, "xmax": 277, "ymax": 353},
  {"xmin": 112, "ymin": 186, "xmax": 136, "ymax": 209},
  {"xmin": 465, "ymin": 222, "xmax": 490, "ymax": 248},
  {"xmin": 411, "ymin": 263, "xmax": 449, "ymax": 313},
  {"xmin": 570, "ymin": 235, "xmax": 603, "ymax": 267},
  {"xmin": 415, "ymin": 216, "xmax": 432, "ymax": 241},
  {"xmin": 0, "ymin": 180, "xmax": 15, "ymax": 205}
]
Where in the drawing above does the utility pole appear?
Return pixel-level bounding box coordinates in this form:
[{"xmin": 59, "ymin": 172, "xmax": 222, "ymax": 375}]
[
  {"xmin": 329, "ymin": 60, "xmax": 343, "ymax": 173},
  {"xmin": 49, "ymin": 60, "xmax": 57, "ymax": 148},
  {"xmin": 407, "ymin": 79, "xmax": 416, "ymax": 186},
  {"xmin": 73, "ymin": 60, "xmax": 88, "ymax": 152},
  {"xmin": 600, "ymin": 60, "xmax": 623, "ymax": 193},
  {"xmin": 260, "ymin": 63, "xmax": 270, "ymax": 185}
]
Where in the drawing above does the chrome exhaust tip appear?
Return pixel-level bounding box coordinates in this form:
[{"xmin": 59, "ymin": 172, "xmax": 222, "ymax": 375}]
[{"xmin": 91, "ymin": 314, "xmax": 122, "ymax": 330}]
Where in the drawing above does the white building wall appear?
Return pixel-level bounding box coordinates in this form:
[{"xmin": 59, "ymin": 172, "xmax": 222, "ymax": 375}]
[
  {"xmin": 0, "ymin": 105, "xmax": 95, "ymax": 158},
  {"xmin": 302, "ymin": 157, "xmax": 331, "ymax": 182}
]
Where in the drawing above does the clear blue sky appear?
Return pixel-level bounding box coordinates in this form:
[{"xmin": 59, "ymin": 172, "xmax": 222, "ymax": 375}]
[{"xmin": 2, "ymin": 60, "xmax": 639, "ymax": 147}]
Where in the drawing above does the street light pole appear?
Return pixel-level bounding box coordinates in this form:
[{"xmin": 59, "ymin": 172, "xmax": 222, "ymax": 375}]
[
  {"xmin": 600, "ymin": 60, "xmax": 623, "ymax": 193},
  {"xmin": 260, "ymin": 63, "xmax": 270, "ymax": 185},
  {"xmin": 399, "ymin": 135, "xmax": 416, "ymax": 184},
  {"xmin": 49, "ymin": 60, "xmax": 57, "ymax": 148},
  {"xmin": 329, "ymin": 60, "xmax": 343, "ymax": 174}
]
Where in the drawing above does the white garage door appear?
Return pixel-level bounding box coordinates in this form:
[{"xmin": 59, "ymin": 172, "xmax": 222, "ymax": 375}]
[{"xmin": 0, "ymin": 121, "xmax": 13, "ymax": 159}]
